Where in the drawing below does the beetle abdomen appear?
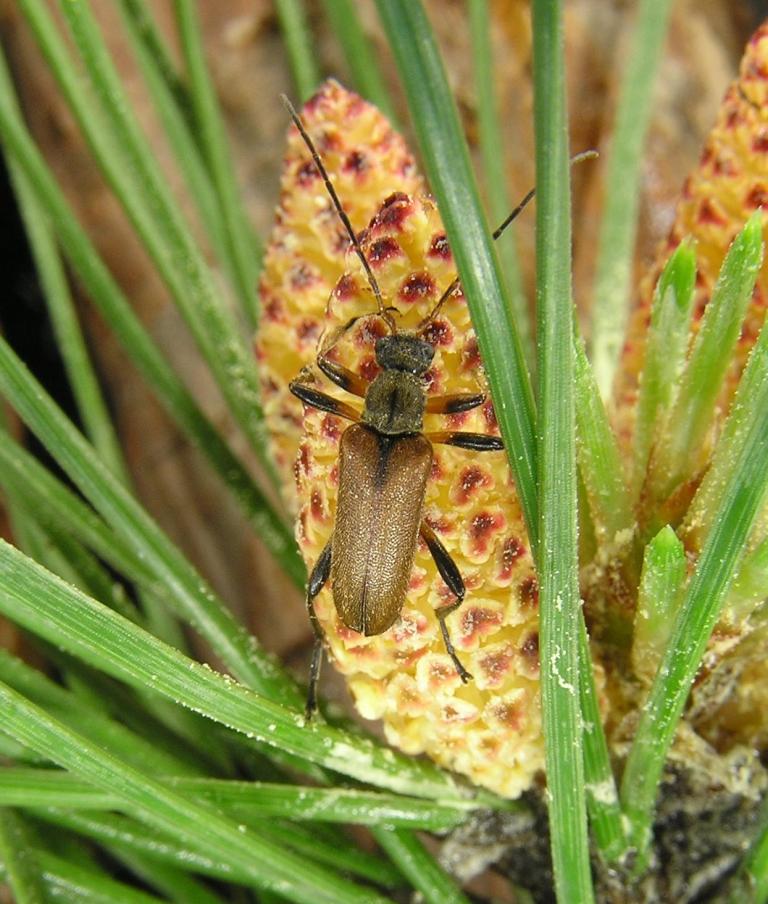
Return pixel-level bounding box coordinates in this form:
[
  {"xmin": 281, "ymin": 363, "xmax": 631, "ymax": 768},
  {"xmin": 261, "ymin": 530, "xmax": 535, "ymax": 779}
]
[{"xmin": 331, "ymin": 424, "xmax": 432, "ymax": 635}]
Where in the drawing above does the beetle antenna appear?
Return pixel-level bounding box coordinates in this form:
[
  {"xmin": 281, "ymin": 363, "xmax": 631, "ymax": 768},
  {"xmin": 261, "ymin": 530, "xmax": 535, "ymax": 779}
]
[
  {"xmin": 418, "ymin": 185, "xmax": 537, "ymax": 329},
  {"xmin": 281, "ymin": 94, "xmax": 397, "ymax": 334},
  {"xmin": 419, "ymin": 149, "xmax": 599, "ymax": 331}
]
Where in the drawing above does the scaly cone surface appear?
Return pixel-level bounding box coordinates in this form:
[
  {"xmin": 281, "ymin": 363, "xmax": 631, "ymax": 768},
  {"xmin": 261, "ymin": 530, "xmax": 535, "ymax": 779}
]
[{"xmin": 259, "ymin": 81, "xmax": 544, "ymax": 797}]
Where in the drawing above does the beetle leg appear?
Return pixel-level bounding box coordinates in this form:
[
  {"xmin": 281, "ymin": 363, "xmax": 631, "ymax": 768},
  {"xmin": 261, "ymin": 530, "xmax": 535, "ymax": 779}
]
[
  {"xmin": 424, "ymin": 392, "xmax": 485, "ymax": 414},
  {"xmin": 420, "ymin": 521, "xmax": 473, "ymax": 683},
  {"xmin": 290, "ymin": 380, "xmax": 361, "ymax": 422},
  {"xmin": 317, "ymin": 355, "xmax": 369, "ymax": 398},
  {"xmin": 425, "ymin": 430, "xmax": 504, "ymax": 452},
  {"xmin": 305, "ymin": 540, "xmax": 333, "ymax": 721}
]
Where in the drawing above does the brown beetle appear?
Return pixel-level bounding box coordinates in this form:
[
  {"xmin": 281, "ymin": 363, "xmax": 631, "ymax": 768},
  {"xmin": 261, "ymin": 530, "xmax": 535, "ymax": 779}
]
[
  {"xmin": 282, "ymin": 101, "xmax": 596, "ymax": 719},
  {"xmin": 283, "ymin": 99, "xmax": 507, "ymax": 718}
]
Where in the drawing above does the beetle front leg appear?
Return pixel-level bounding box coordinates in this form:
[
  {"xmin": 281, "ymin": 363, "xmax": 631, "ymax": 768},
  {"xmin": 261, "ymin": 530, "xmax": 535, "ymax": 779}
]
[
  {"xmin": 420, "ymin": 521, "xmax": 472, "ymax": 683},
  {"xmin": 305, "ymin": 540, "xmax": 332, "ymax": 720},
  {"xmin": 317, "ymin": 355, "xmax": 369, "ymax": 398}
]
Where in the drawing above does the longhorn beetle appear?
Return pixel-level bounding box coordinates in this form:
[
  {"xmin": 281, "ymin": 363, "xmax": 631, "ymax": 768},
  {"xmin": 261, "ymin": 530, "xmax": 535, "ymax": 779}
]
[{"xmin": 283, "ymin": 96, "xmax": 594, "ymax": 719}]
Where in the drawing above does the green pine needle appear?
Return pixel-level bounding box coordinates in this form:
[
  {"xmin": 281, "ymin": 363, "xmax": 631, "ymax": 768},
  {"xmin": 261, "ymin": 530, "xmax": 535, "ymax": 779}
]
[
  {"xmin": 632, "ymin": 240, "xmax": 697, "ymax": 499},
  {"xmin": 647, "ymin": 214, "xmax": 764, "ymax": 507},
  {"xmin": 530, "ymin": 0, "xmax": 591, "ymax": 896},
  {"xmin": 621, "ymin": 245, "xmax": 768, "ymax": 869},
  {"xmin": 590, "ymin": 0, "xmax": 676, "ymax": 396}
]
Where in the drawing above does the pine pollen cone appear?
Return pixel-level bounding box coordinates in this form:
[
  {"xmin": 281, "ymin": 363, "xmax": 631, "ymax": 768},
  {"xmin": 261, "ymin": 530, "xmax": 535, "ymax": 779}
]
[
  {"xmin": 258, "ymin": 80, "xmax": 545, "ymax": 798},
  {"xmin": 613, "ymin": 24, "xmax": 768, "ymax": 753},
  {"xmin": 615, "ymin": 22, "xmax": 768, "ymax": 450},
  {"xmin": 258, "ymin": 23, "xmax": 768, "ymax": 800}
]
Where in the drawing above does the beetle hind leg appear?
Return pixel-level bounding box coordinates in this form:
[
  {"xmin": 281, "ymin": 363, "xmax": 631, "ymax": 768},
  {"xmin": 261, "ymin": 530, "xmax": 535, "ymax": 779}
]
[
  {"xmin": 305, "ymin": 540, "xmax": 332, "ymax": 720},
  {"xmin": 437, "ymin": 606, "xmax": 472, "ymax": 683},
  {"xmin": 420, "ymin": 521, "xmax": 473, "ymax": 683}
]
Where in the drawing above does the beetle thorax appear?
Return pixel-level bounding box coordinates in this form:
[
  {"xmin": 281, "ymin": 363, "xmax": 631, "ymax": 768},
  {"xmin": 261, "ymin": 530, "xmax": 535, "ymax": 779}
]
[{"xmin": 362, "ymin": 370, "xmax": 426, "ymax": 435}]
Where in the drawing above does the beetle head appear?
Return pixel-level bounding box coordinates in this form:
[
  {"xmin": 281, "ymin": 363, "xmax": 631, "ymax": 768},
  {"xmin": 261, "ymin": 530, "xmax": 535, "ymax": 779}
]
[{"xmin": 375, "ymin": 334, "xmax": 434, "ymax": 375}]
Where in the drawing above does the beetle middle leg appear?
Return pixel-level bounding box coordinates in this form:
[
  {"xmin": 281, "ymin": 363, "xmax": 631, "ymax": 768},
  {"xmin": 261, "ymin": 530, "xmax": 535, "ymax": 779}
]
[
  {"xmin": 305, "ymin": 540, "xmax": 332, "ymax": 720},
  {"xmin": 424, "ymin": 392, "xmax": 485, "ymax": 414},
  {"xmin": 420, "ymin": 521, "xmax": 472, "ymax": 683},
  {"xmin": 289, "ymin": 380, "xmax": 361, "ymax": 421},
  {"xmin": 426, "ymin": 430, "xmax": 504, "ymax": 452}
]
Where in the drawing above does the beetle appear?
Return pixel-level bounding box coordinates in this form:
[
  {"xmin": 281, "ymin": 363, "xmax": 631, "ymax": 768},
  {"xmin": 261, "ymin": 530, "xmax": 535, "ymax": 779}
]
[
  {"xmin": 282, "ymin": 98, "xmax": 510, "ymax": 719},
  {"xmin": 281, "ymin": 98, "xmax": 598, "ymax": 719}
]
